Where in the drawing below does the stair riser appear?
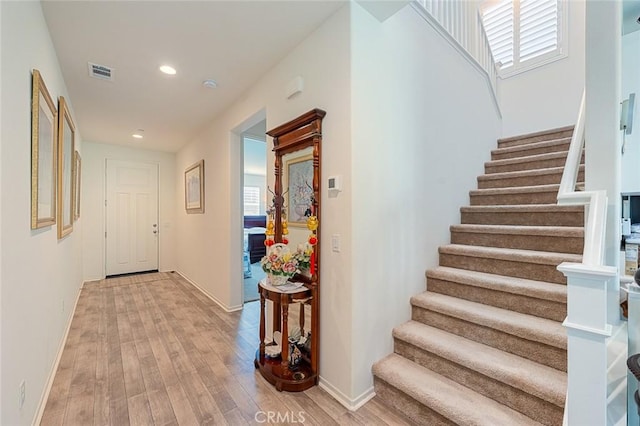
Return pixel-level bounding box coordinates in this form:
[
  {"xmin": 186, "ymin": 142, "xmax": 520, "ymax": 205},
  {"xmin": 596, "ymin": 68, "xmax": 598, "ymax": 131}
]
[
  {"xmin": 394, "ymin": 340, "xmax": 564, "ymax": 426},
  {"xmin": 498, "ymin": 129, "xmax": 574, "ymax": 149},
  {"xmin": 461, "ymin": 210, "xmax": 584, "ymax": 227},
  {"xmin": 426, "ymin": 277, "xmax": 566, "ymax": 321},
  {"xmin": 439, "ymin": 252, "xmax": 567, "ymax": 284},
  {"xmin": 486, "ymin": 157, "xmax": 568, "ymax": 174},
  {"xmin": 411, "ymin": 306, "xmax": 567, "ymax": 371},
  {"xmin": 374, "ymin": 378, "xmax": 455, "ymax": 426},
  {"xmin": 469, "ymin": 191, "xmax": 558, "ymax": 206},
  {"xmin": 450, "ymin": 230, "xmax": 583, "ymax": 254},
  {"xmin": 477, "ymin": 169, "xmax": 584, "ymax": 189},
  {"xmin": 492, "ymin": 141, "xmax": 570, "ymax": 161}
]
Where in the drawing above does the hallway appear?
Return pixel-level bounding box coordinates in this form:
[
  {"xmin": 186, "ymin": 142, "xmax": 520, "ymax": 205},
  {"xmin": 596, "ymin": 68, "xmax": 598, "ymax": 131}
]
[{"xmin": 39, "ymin": 272, "xmax": 408, "ymax": 425}]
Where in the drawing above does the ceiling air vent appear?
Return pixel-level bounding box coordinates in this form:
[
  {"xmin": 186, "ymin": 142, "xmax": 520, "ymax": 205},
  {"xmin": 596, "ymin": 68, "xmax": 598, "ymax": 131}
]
[{"xmin": 88, "ymin": 62, "xmax": 114, "ymax": 81}]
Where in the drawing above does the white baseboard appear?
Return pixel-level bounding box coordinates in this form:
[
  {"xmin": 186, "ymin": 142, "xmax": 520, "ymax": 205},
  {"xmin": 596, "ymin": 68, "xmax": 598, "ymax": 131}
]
[
  {"xmin": 32, "ymin": 281, "xmax": 84, "ymax": 426},
  {"xmin": 318, "ymin": 376, "xmax": 375, "ymax": 411},
  {"xmin": 174, "ymin": 270, "xmax": 243, "ymax": 312}
]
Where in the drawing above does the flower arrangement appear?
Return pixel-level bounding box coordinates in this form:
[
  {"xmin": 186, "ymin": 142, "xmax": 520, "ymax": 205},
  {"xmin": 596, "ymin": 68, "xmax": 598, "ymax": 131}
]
[
  {"xmin": 293, "ymin": 244, "xmax": 313, "ymax": 272},
  {"xmin": 261, "ymin": 244, "xmax": 296, "ymax": 275},
  {"xmin": 261, "ymin": 243, "xmax": 314, "ymax": 285}
]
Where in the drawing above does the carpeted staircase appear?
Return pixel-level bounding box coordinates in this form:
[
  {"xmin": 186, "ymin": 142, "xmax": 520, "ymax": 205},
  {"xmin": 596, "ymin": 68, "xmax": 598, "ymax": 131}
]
[{"xmin": 372, "ymin": 126, "xmax": 585, "ymax": 426}]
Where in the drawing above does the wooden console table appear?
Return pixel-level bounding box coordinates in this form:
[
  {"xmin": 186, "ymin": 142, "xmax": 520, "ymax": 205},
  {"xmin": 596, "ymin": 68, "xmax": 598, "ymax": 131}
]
[{"xmin": 254, "ymin": 277, "xmax": 318, "ymax": 392}]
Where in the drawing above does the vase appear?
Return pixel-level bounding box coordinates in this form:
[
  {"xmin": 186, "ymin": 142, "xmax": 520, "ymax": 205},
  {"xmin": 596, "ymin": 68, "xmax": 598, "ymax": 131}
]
[{"xmin": 268, "ymin": 274, "xmax": 291, "ymax": 286}]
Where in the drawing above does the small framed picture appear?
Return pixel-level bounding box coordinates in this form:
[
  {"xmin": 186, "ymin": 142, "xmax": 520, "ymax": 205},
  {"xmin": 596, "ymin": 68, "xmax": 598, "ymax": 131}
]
[{"xmin": 185, "ymin": 160, "xmax": 204, "ymax": 214}]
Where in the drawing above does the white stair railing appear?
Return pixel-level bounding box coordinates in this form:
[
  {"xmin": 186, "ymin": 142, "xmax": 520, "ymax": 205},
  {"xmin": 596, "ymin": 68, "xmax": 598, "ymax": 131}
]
[
  {"xmin": 557, "ymin": 89, "xmax": 621, "ymax": 425},
  {"xmin": 412, "ymin": 0, "xmax": 499, "ymax": 115}
]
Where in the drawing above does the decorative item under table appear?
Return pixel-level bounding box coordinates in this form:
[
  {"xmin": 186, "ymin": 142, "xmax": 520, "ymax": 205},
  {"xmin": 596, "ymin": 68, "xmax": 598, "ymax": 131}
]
[{"xmin": 254, "ymin": 277, "xmax": 317, "ymax": 392}]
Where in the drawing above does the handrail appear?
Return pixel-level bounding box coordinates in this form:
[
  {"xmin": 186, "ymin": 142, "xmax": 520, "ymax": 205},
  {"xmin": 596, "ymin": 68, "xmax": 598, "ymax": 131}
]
[{"xmin": 557, "ymin": 90, "xmax": 607, "ymax": 266}]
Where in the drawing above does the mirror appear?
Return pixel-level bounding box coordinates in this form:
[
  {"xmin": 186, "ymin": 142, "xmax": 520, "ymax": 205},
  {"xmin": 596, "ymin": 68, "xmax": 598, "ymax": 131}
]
[{"xmin": 266, "ymin": 109, "xmax": 325, "ymax": 285}]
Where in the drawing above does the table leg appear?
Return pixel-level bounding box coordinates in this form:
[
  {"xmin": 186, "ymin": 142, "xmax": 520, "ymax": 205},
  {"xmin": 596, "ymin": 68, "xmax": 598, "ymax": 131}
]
[
  {"xmin": 259, "ymin": 290, "xmax": 265, "ymax": 355},
  {"xmin": 281, "ymin": 295, "xmax": 289, "ymax": 369},
  {"xmin": 299, "ymin": 303, "xmax": 305, "ymax": 337}
]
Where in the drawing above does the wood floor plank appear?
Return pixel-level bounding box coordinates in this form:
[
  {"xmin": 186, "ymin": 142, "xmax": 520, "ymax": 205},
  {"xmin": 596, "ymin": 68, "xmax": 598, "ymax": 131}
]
[
  {"xmin": 127, "ymin": 393, "xmax": 154, "ymax": 426},
  {"xmin": 146, "ymin": 388, "xmax": 178, "ymax": 426},
  {"xmin": 165, "ymin": 383, "xmax": 200, "ymax": 425},
  {"xmin": 42, "ymin": 272, "xmax": 409, "ymax": 426},
  {"xmin": 121, "ymin": 341, "xmax": 146, "ymax": 398}
]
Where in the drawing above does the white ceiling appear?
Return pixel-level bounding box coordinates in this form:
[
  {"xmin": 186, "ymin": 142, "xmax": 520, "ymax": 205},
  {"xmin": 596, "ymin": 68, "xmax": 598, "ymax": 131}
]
[{"xmin": 41, "ymin": 0, "xmax": 346, "ymax": 152}]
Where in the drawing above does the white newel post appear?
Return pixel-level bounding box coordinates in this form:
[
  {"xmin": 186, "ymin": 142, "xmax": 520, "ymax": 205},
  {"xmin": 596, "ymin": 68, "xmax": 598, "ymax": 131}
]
[
  {"xmin": 559, "ymin": 262, "xmax": 617, "ymax": 426},
  {"xmin": 628, "ymin": 283, "xmax": 640, "ymax": 426}
]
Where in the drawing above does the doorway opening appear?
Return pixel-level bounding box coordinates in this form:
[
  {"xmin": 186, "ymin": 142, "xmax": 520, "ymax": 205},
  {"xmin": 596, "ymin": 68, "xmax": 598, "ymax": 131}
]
[{"xmin": 242, "ymin": 120, "xmax": 267, "ymax": 303}]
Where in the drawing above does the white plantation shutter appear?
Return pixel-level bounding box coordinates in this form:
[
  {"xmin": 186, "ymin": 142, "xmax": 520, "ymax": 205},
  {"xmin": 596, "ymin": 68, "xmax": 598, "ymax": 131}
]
[
  {"xmin": 483, "ymin": 0, "xmax": 514, "ymax": 68},
  {"xmin": 520, "ymin": 0, "xmax": 558, "ymax": 61},
  {"xmin": 481, "ymin": 0, "xmax": 563, "ymax": 75},
  {"xmin": 244, "ymin": 186, "xmax": 260, "ymax": 215}
]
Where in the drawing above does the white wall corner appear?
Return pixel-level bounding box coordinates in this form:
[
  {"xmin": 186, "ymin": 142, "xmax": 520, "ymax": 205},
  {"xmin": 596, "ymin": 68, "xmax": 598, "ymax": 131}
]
[{"xmin": 355, "ymin": 0, "xmax": 410, "ymax": 23}]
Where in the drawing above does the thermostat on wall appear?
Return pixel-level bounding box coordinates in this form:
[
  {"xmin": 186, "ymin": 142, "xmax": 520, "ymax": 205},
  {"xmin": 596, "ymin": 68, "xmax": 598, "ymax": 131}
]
[{"xmin": 328, "ymin": 175, "xmax": 342, "ymax": 192}]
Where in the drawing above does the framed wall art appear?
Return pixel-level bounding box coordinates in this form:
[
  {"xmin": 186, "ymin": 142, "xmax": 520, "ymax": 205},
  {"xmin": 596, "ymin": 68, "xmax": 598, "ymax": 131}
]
[
  {"xmin": 73, "ymin": 151, "xmax": 81, "ymax": 221},
  {"xmin": 185, "ymin": 159, "xmax": 204, "ymax": 214},
  {"xmin": 285, "ymin": 153, "xmax": 313, "ymax": 226},
  {"xmin": 31, "ymin": 69, "xmax": 58, "ymax": 229},
  {"xmin": 57, "ymin": 96, "xmax": 75, "ymax": 239}
]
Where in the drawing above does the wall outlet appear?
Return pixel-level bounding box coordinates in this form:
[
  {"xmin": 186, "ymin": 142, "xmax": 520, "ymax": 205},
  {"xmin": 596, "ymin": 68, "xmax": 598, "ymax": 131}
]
[{"xmin": 19, "ymin": 380, "xmax": 25, "ymax": 408}]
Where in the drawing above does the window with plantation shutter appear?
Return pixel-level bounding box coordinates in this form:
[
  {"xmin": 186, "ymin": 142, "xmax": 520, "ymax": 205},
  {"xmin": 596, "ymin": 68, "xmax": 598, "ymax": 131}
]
[
  {"xmin": 483, "ymin": 0, "xmax": 514, "ymax": 68},
  {"xmin": 244, "ymin": 186, "xmax": 260, "ymax": 215},
  {"xmin": 481, "ymin": 0, "xmax": 566, "ymax": 77}
]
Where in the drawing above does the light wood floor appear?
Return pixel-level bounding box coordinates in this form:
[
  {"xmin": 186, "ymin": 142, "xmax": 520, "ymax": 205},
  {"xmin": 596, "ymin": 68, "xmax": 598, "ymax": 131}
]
[{"xmin": 40, "ymin": 272, "xmax": 410, "ymax": 425}]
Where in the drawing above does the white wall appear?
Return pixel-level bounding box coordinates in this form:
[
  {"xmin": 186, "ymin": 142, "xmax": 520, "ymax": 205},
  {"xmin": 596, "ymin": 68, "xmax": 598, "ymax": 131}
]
[
  {"xmin": 175, "ymin": 4, "xmax": 354, "ymax": 397},
  {"xmin": 622, "ymin": 31, "xmax": 640, "ymax": 194},
  {"xmin": 349, "ymin": 3, "xmax": 502, "ymax": 401},
  {"xmin": 1, "ymin": 2, "xmax": 83, "ymax": 423},
  {"xmin": 498, "ymin": 1, "xmax": 585, "ymax": 137},
  {"xmin": 82, "ymin": 142, "xmax": 176, "ymax": 281}
]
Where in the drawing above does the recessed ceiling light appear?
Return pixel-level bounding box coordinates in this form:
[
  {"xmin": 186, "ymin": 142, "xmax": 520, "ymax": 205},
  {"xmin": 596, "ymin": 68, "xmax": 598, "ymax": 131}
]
[
  {"xmin": 132, "ymin": 129, "xmax": 144, "ymax": 139},
  {"xmin": 159, "ymin": 65, "xmax": 176, "ymax": 75}
]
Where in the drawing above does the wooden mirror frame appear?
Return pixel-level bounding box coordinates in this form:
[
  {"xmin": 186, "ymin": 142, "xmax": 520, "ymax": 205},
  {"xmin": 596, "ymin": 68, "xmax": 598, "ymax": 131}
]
[{"xmin": 267, "ymin": 109, "xmax": 326, "ymax": 286}]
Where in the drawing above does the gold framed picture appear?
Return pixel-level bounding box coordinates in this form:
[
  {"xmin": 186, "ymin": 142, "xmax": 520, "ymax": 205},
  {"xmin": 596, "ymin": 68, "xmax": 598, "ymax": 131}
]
[
  {"xmin": 74, "ymin": 151, "xmax": 81, "ymax": 221},
  {"xmin": 57, "ymin": 96, "xmax": 75, "ymax": 239},
  {"xmin": 285, "ymin": 154, "xmax": 313, "ymax": 226},
  {"xmin": 185, "ymin": 160, "xmax": 204, "ymax": 214},
  {"xmin": 31, "ymin": 69, "xmax": 58, "ymax": 229}
]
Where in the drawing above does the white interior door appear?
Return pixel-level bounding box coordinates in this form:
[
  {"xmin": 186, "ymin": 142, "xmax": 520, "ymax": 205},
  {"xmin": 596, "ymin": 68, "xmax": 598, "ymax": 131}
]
[{"xmin": 106, "ymin": 160, "xmax": 159, "ymax": 276}]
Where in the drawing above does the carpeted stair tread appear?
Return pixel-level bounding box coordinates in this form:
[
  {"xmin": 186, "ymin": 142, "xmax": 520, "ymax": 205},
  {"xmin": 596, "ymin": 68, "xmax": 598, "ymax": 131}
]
[
  {"xmin": 498, "ymin": 125, "xmax": 574, "ymax": 149},
  {"xmin": 450, "ymin": 224, "xmax": 583, "ymax": 239},
  {"xmin": 462, "ymin": 204, "xmax": 584, "ymax": 214},
  {"xmin": 373, "ymin": 354, "xmax": 544, "ymax": 426},
  {"xmin": 478, "ymin": 165, "xmax": 583, "ymax": 181},
  {"xmin": 449, "ymin": 223, "xmax": 583, "ymax": 254},
  {"xmin": 410, "ymin": 292, "xmax": 566, "ymax": 349},
  {"xmin": 491, "ymin": 138, "xmax": 571, "ymax": 160},
  {"xmin": 461, "ymin": 204, "xmax": 584, "ymax": 227},
  {"xmin": 439, "ymin": 244, "xmax": 582, "ymax": 266},
  {"xmin": 485, "ymin": 151, "xmax": 570, "ymax": 169},
  {"xmin": 427, "ymin": 266, "xmax": 567, "ymax": 302},
  {"xmin": 471, "ymin": 183, "xmax": 561, "ymax": 196},
  {"xmin": 393, "ymin": 321, "xmax": 567, "ymax": 406}
]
